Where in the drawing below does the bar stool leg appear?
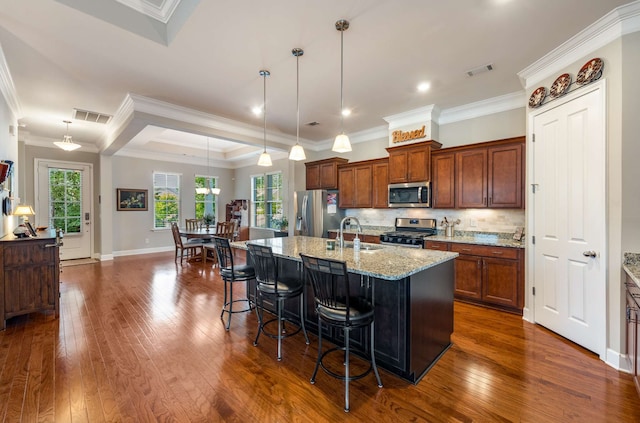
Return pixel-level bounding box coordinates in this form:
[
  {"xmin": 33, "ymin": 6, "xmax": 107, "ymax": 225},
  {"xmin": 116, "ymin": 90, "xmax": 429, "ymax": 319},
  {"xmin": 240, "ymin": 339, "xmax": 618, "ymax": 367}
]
[
  {"xmin": 371, "ymin": 321, "xmax": 383, "ymax": 388},
  {"xmin": 344, "ymin": 327, "xmax": 350, "ymax": 413},
  {"xmin": 310, "ymin": 315, "xmax": 322, "ymax": 384},
  {"xmin": 277, "ymin": 299, "xmax": 283, "ymax": 361},
  {"xmin": 253, "ymin": 292, "xmax": 263, "ymax": 346},
  {"xmin": 300, "ymin": 295, "xmax": 309, "ymax": 344}
]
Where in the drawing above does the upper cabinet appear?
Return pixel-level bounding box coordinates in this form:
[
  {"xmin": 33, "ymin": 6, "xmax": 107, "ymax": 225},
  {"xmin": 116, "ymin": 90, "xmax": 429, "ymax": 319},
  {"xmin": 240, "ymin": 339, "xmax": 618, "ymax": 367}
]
[
  {"xmin": 337, "ymin": 158, "xmax": 388, "ymax": 209},
  {"xmin": 386, "ymin": 141, "xmax": 442, "ymax": 183},
  {"xmin": 305, "ymin": 157, "xmax": 349, "ymax": 190},
  {"xmin": 432, "ymin": 136, "xmax": 524, "ymax": 209}
]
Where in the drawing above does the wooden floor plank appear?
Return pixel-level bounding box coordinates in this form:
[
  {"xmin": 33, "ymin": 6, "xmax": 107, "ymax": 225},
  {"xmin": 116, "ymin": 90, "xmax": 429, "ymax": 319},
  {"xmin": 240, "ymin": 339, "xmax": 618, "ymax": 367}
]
[{"xmin": 1, "ymin": 251, "xmax": 639, "ymax": 422}]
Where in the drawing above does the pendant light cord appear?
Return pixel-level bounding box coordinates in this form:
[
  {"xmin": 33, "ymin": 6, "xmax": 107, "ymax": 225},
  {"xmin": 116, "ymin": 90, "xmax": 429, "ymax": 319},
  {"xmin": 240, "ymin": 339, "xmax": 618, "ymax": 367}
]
[
  {"xmin": 340, "ymin": 27, "xmax": 344, "ymax": 134},
  {"xmin": 263, "ymin": 72, "xmax": 267, "ymax": 153},
  {"xmin": 296, "ymin": 53, "xmax": 300, "ymax": 144}
]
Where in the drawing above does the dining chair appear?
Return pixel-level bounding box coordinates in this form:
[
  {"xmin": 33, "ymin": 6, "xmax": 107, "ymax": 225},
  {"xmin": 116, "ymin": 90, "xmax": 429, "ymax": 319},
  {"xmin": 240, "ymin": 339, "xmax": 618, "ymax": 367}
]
[
  {"xmin": 216, "ymin": 221, "xmax": 235, "ymax": 239},
  {"xmin": 185, "ymin": 218, "xmax": 202, "ymax": 231},
  {"xmin": 300, "ymin": 253, "xmax": 383, "ymax": 412},
  {"xmin": 212, "ymin": 236, "xmax": 256, "ymax": 330},
  {"xmin": 247, "ymin": 243, "xmax": 309, "ymax": 361},
  {"xmin": 171, "ymin": 222, "xmax": 204, "ymax": 264}
]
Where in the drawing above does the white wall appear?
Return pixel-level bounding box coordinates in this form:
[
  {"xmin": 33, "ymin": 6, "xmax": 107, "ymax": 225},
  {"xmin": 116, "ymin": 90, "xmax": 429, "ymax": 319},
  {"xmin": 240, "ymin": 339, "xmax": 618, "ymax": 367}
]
[{"xmin": 0, "ymin": 94, "xmax": 17, "ymax": 238}]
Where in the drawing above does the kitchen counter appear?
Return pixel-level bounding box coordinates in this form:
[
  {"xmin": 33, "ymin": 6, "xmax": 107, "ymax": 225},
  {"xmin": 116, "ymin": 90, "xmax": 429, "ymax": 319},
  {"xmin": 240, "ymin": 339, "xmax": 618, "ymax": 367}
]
[
  {"xmin": 428, "ymin": 233, "xmax": 525, "ymax": 249},
  {"xmin": 231, "ymin": 236, "xmax": 457, "ymax": 280},
  {"xmin": 232, "ymin": 235, "xmax": 456, "ymax": 384}
]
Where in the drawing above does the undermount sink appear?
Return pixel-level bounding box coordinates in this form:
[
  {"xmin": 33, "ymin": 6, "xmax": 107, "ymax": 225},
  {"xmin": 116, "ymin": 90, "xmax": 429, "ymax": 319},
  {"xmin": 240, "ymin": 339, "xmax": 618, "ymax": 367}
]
[{"xmin": 341, "ymin": 243, "xmax": 385, "ymax": 251}]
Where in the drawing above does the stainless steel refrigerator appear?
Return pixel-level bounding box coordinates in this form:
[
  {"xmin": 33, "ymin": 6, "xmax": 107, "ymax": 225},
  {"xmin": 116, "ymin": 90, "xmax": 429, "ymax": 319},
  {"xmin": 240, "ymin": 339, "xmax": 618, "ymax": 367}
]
[{"xmin": 294, "ymin": 190, "xmax": 345, "ymax": 238}]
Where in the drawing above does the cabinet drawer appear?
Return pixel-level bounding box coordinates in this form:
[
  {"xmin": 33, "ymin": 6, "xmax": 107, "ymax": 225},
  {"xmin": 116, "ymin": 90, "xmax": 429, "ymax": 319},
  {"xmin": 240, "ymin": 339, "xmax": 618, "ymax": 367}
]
[
  {"xmin": 450, "ymin": 243, "xmax": 519, "ymax": 259},
  {"xmin": 424, "ymin": 241, "xmax": 449, "ymax": 251},
  {"xmin": 3, "ymin": 241, "xmax": 57, "ymax": 266}
]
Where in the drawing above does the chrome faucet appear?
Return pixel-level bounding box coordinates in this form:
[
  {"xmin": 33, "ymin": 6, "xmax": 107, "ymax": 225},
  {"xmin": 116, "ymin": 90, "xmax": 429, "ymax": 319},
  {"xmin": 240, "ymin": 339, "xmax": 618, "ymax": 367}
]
[{"xmin": 338, "ymin": 216, "xmax": 362, "ymax": 248}]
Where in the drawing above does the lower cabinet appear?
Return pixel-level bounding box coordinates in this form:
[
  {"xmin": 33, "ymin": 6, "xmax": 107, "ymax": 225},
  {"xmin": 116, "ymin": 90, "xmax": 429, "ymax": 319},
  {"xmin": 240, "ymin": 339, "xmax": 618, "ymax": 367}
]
[
  {"xmin": 625, "ymin": 274, "xmax": 640, "ymax": 396},
  {"xmin": 327, "ymin": 231, "xmax": 381, "ymax": 244},
  {"xmin": 424, "ymin": 240, "xmax": 523, "ymax": 314}
]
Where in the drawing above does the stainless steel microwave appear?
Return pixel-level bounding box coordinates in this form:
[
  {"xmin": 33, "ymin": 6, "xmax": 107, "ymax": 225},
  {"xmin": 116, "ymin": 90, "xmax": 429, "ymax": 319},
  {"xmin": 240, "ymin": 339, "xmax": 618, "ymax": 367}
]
[{"xmin": 388, "ymin": 181, "xmax": 431, "ymax": 208}]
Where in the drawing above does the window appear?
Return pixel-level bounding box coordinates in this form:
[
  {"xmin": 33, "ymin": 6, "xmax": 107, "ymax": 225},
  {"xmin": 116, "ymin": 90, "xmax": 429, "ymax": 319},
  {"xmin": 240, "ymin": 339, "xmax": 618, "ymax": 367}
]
[
  {"xmin": 49, "ymin": 168, "xmax": 82, "ymax": 234},
  {"xmin": 251, "ymin": 172, "xmax": 283, "ymax": 228},
  {"xmin": 195, "ymin": 175, "xmax": 218, "ymax": 219},
  {"xmin": 153, "ymin": 172, "xmax": 181, "ymax": 229}
]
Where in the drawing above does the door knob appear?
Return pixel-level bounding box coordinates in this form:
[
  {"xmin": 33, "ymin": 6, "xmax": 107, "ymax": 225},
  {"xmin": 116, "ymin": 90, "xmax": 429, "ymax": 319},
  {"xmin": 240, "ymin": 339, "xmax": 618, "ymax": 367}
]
[{"xmin": 583, "ymin": 250, "xmax": 597, "ymax": 258}]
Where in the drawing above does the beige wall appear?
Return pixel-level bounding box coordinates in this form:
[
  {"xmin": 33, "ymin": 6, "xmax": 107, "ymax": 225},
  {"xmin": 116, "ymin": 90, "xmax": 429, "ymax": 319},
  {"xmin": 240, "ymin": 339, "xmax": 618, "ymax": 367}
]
[{"xmin": 0, "ymin": 96, "xmax": 17, "ymax": 238}]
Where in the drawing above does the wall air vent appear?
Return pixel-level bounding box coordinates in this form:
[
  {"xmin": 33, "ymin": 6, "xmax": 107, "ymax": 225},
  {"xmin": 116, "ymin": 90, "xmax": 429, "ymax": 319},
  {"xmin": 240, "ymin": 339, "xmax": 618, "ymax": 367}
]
[{"xmin": 73, "ymin": 108, "xmax": 112, "ymax": 124}]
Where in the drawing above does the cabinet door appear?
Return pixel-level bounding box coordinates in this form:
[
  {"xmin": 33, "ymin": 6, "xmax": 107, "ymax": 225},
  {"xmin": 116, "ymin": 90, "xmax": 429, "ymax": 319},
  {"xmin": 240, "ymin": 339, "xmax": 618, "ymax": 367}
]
[
  {"xmin": 454, "ymin": 255, "xmax": 482, "ymax": 300},
  {"xmin": 373, "ymin": 277, "xmax": 407, "ymax": 373},
  {"xmin": 372, "ymin": 161, "xmax": 389, "ymax": 208},
  {"xmin": 456, "ymin": 148, "xmax": 487, "ymax": 208},
  {"xmin": 488, "ymin": 143, "xmax": 523, "ymax": 208},
  {"xmin": 407, "ymin": 146, "xmax": 430, "ymax": 182},
  {"xmin": 432, "ymin": 152, "xmax": 455, "ymax": 208},
  {"xmin": 482, "ymin": 257, "xmax": 520, "ymax": 308},
  {"xmin": 338, "ymin": 167, "xmax": 355, "ymax": 208},
  {"xmin": 354, "ymin": 165, "xmax": 373, "ymax": 208},
  {"xmin": 305, "ymin": 164, "xmax": 320, "ymax": 190},
  {"xmin": 320, "ymin": 163, "xmax": 339, "ymax": 189},
  {"xmin": 388, "ymin": 150, "xmax": 408, "ymax": 183},
  {"xmin": 424, "ymin": 241, "xmax": 449, "ymax": 251}
]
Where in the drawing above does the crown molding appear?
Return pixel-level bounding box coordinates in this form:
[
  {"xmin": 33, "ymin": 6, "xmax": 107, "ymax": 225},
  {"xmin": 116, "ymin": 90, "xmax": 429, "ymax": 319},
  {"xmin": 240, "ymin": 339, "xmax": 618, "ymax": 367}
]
[
  {"xmin": 518, "ymin": 0, "xmax": 640, "ymax": 89},
  {"xmin": 438, "ymin": 91, "xmax": 526, "ymax": 125},
  {"xmin": 115, "ymin": 0, "xmax": 181, "ymax": 24},
  {"xmin": 383, "ymin": 104, "xmax": 441, "ymax": 129},
  {"xmin": 0, "ymin": 43, "xmax": 23, "ymax": 119}
]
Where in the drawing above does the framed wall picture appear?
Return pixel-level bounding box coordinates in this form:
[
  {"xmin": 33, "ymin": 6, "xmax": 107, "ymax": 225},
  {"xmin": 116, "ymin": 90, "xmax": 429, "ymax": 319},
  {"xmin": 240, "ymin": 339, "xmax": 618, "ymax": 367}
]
[{"xmin": 117, "ymin": 188, "xmax": 148, "ymax": 211}]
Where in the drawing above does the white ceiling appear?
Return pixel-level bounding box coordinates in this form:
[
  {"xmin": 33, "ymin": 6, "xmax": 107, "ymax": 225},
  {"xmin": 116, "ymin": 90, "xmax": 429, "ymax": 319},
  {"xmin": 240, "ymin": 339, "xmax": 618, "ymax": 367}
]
[{"xmin": 0, "ymin": 0, "xmax": 633, "ymax": 168}]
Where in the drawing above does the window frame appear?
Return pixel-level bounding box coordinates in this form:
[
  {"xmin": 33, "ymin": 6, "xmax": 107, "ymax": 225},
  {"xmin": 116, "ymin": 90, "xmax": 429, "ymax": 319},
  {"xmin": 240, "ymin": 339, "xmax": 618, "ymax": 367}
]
[
  {"xmin": 153, "ymin": 171, "xmax": 181, "ymax": 230},
  {"xmin": 251, "ymin": 171, "xmax": 283, "ymax": 229}
]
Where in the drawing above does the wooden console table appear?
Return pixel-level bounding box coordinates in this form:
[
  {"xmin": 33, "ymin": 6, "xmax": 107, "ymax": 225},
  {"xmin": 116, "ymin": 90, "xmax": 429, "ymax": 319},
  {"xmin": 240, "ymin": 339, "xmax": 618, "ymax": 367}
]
[{"xmin": 0, "ymin": 230, "xmax": 60, "ymax": 330}]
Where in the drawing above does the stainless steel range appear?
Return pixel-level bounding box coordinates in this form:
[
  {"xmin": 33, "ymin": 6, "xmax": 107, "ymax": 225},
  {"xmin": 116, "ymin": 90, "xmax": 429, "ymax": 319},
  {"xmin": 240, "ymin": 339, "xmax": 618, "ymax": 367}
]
[{"xmin": 380, "ymin": 218, "xmax": 437, "ymax": 248}]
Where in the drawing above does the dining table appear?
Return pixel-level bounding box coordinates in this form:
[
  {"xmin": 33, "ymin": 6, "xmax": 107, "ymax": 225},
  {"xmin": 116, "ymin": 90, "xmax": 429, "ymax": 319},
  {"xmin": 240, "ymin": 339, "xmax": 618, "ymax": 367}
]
[{"xmin": 178, "ymin": 227, "xmax": 216, "ymax": 241}]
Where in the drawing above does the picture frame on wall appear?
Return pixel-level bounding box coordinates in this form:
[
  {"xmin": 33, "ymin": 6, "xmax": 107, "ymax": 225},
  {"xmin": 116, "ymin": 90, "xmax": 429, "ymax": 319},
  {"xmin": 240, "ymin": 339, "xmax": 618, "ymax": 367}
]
[{"xmin": 116, "ymin": 188, "xmax": 148, "ymax": 211}]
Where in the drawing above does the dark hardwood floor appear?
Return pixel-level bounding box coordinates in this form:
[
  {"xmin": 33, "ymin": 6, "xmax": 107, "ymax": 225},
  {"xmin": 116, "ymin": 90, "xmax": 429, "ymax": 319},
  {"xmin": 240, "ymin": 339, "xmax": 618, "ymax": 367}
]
[{"xmin": 1, "ymin": 251, "xmax": 639, "ymax": 422}]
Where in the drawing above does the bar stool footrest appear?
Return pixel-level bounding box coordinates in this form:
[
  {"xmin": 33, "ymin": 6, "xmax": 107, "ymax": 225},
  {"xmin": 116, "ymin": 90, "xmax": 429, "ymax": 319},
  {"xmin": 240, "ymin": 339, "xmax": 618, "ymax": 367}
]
[
  {"xmin": 258, "ymin": 316, "xmax": 303, "ymax": 340},
  {"xmin": 318, "ymin": 346, "xmax": 372, "ymax": 382}
]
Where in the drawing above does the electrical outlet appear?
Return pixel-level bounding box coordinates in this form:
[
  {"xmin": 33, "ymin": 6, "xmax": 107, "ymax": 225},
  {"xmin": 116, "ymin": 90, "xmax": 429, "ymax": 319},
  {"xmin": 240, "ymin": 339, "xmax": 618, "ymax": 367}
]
[{"xmin": 469, "ymin": 219, "xmax": 477, "ymax": 227}]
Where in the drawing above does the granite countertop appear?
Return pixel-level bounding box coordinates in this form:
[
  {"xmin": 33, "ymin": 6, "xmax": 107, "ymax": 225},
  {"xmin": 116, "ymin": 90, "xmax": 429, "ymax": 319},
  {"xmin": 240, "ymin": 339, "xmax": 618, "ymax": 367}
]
[
  {"xmin": 623, "ymin": 252, "xmax": 640, "ymax": 287},
  {"xmin": 231, "ymin": 236, "xmax": 458, "ymax": 281},
  {"xmin": 328, "ymin": 227, "xmax": 525, "ymax": 249}
]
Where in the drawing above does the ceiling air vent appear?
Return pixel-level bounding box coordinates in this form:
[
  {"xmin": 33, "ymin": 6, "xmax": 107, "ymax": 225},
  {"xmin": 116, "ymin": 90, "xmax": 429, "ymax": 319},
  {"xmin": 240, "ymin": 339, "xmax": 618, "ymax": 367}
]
[
  {"xmin": 306, "ymin": 121, "xmax": 320, "ymax": 126},
  {"xmin": 466, "ymin": 63, "xmax": 493, "ymax": 77},
  {"xmin": 73, "ymin": 108, "xmax": 112, "ymax": 124}
]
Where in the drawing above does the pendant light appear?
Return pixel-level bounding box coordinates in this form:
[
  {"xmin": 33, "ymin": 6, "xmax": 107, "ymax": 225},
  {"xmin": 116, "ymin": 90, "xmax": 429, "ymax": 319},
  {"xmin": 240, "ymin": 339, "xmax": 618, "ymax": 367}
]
[
  {"xmin": 332, "ymin": 19, "xmax": 352, "ymax": 153},
  {"xmin": 257, "ymin": 69, "xmax": 273, "ymax": 167},
  {"xmin": 289, "ymin": 48, "xmax": 306, "ymax": 161},
  {"xmin": 54, "ymin": 120, "xmax": 81, "ymax": 151},
  {"xmin": 196, "ymin": 138, "xmax": 221, "ymax": 195}
]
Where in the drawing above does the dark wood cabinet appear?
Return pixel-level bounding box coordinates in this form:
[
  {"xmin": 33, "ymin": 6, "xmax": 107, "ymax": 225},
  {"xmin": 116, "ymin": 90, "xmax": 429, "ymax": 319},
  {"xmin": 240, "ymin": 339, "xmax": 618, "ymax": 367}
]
[
  {"xmin": 372, "ymin": 159, "xmax": 389, "ymax": 208},
  {"xmin": 424, "ymin": 240, "xmax": 523, "ymax": 314},
  {"xmin": 625, "ymin": 275, "xmax": 640, "ymax": 396},
  {"xmin": 431, "ymin": 152, "xmax": 456, "ymax": 208},
  {"xmin": 1, "ymin": 233, "xmax": 60, "ymax": 330},
  {"xmin": 456, "ymin": 148, "xmax": 488, "ymax": 208},
  {"xmin": 431, "ymin": 137, "xmax": 524, "ymax": 209},
  {"xmin": 305, "ymin": 157, "xmax": 348, "ymax": 190},
  {"xmin": 327, "ymin": 231, "xmax": 381, "ymax": 244},
  {"xmin": 386, "ymin": 141, "xmax": 441, "ymax": 184},
  {"xmin": 338, "ymin": 158, "xmax": 387, "ymax": 209}
]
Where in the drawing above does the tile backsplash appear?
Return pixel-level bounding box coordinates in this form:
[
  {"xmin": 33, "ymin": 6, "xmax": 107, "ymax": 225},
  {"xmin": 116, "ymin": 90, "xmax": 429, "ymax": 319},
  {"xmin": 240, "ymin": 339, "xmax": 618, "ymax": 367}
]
[{"xmin": 345, "ymin": 208, "xmax": 525, "ymax": 234}]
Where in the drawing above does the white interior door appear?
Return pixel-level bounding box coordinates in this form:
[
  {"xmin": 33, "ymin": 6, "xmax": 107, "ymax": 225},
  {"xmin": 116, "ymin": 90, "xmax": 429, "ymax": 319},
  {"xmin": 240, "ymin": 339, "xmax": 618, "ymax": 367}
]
[
  {"xmin": 35, "ymin": 160, "xmax": 92, "ymax": 260},
  {"xmin": 531, "ymin": 85, "xmax": 606, "ymax": 357}
]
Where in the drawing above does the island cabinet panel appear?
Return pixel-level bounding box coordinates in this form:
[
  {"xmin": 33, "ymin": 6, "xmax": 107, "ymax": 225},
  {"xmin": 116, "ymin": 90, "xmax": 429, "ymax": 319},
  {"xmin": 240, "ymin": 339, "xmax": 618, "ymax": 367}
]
[
  {"xmin": 372, "ymin": 278, "xmax": 408, "ymax": 374},
  {"xmin": 305, "ymin": 157, "xmax": 349, "ymax": 190},
  {"xmin": 1, "ymin": 235, "xmax": 60, "ymax": 330},
  {"xmin": 431, "ymin": 152, "xmax": 456, "ymax": 209},
  {"xmin": 386, "ymin": 141, "xmax": 442, "ymax": 184}
]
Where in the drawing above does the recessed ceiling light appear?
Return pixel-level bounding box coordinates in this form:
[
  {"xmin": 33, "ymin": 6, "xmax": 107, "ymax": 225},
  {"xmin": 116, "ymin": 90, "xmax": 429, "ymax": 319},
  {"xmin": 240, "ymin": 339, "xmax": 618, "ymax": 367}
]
[
  {"xmin": 417, "ymin": 82, "xmax": 431, "ymax": 92},
  {"xmin": 341, "ymin": 108, "xmax": 351, "ymax": 117},
  {"xmin": 252, "ymin": 106, "xmax": 262, "ymax": 116}
]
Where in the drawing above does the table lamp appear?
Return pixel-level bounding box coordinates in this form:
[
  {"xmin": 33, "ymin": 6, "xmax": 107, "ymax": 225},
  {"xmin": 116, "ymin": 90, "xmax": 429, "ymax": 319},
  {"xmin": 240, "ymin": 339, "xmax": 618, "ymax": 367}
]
[{"xmin": 13, "ymin": 204, "xmax": 35, "ymax": 237}]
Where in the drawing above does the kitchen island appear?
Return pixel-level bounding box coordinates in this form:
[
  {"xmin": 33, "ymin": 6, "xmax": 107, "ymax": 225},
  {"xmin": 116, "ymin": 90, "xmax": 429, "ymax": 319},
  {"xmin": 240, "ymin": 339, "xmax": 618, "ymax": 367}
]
[{"xmin": 231, "ymin": 236, "xmax": 458, "ymax": 384}]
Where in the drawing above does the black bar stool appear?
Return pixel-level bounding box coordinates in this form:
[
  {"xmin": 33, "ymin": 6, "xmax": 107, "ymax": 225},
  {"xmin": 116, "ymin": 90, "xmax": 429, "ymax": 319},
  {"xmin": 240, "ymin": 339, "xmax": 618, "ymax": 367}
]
[
  {"xmin": 299, "ymin": 253, "xmax": 382, "ymax": 412},
  {"xmin": 247, "ymin": 244, "xmax": 309, "ymax": 360},
  {"xmin": 212, "ymin": 236, "xmax": 255, "ymax": 331}
]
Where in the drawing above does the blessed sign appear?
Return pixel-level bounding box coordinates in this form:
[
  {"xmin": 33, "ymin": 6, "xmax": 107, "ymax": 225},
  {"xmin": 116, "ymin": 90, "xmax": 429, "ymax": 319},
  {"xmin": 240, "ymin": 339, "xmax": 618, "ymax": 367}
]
[{"xmin": 391, "ymin": 125, "xmax": 426, "ymax": 144}]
